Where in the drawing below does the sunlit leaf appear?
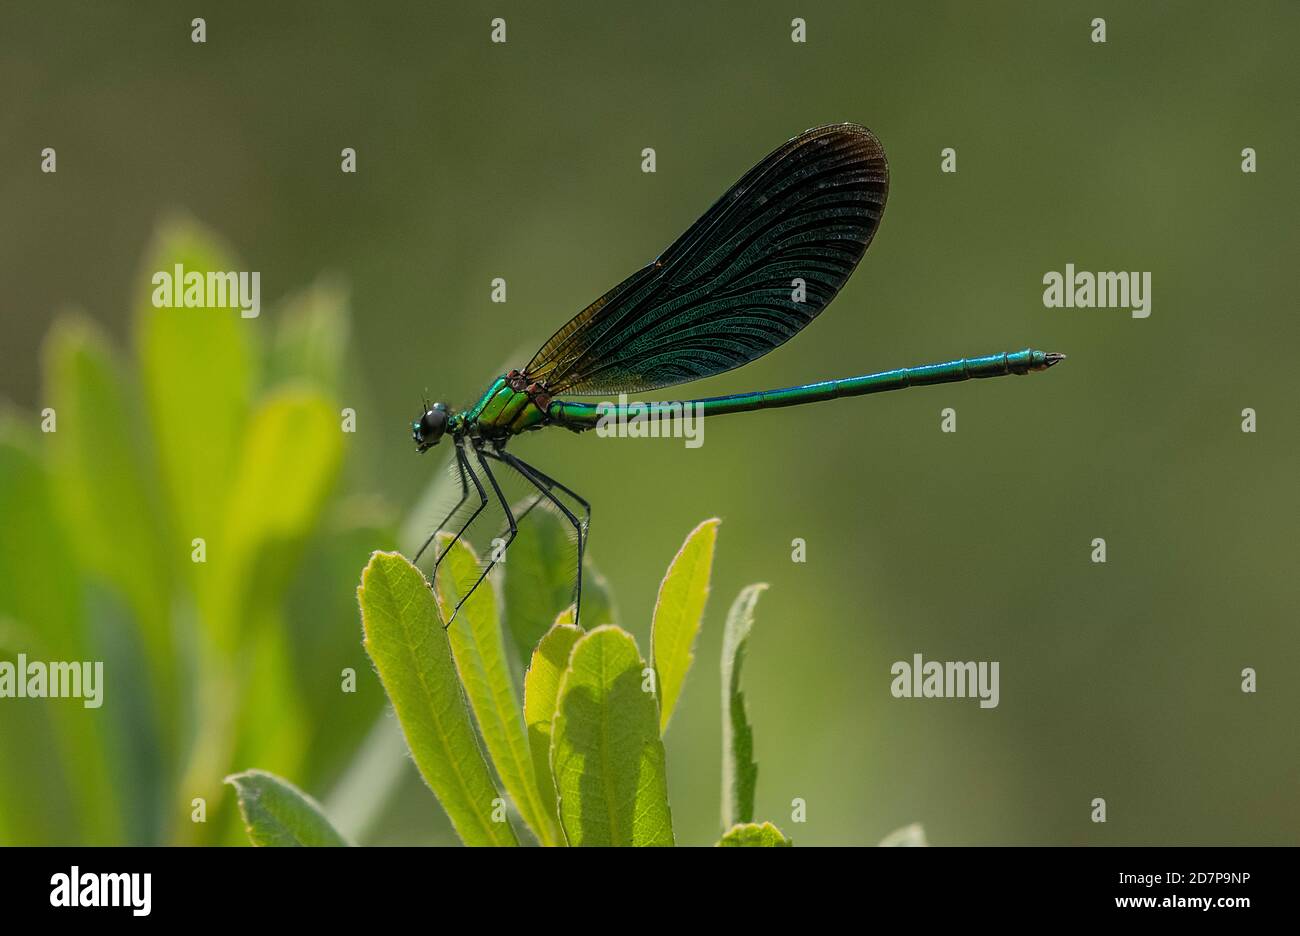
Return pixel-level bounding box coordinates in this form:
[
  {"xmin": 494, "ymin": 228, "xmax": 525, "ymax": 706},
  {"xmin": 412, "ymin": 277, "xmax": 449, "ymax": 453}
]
[
  {"xmin": 551, "ymin": 626, "xmax": 673, "ymax": 846},
  {"xmin": 651, "ymin": 518, "xmax": 720, "ymax": 733},
  {"xmin": 134, "ymin": 216, "xmax": 255, "ymax": 614},
  {"xmin": 523, "ymin": 621, "xmax": 582, "ymax": 844},
  {"xmin": 226, "ymin": 769, "xmax": 348, "ymax": 846},
  {"xmin": 42, "ymin": 317, "xmax": 176, "ymax": 733},
  {"xmin": 434, "ymin": 536, "xmax": 555, "ymax": 845},
  {"xmin": 717, "ymin": 821, "xmax": 792, "ymax": 847},
  {"xmin": 219, "ymin": 388, "xmax": 345, "ymax": 643},
  {"xmin": 266, "ymin": 278, "xmax": 349, "ymax": 391},
  {"xmin": 359, "ymin": 552, "xmax": 516, "ymax": 846},
  {"xmin": 0, "ymin": 419, "xmax": 121, "ymax": 844}
]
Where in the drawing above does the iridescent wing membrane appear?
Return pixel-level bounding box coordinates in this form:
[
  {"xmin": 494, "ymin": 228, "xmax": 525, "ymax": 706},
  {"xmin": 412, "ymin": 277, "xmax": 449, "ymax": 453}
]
[{"xmin": 526, "ymin": 123, "xmax": 889, "ymax": 396}]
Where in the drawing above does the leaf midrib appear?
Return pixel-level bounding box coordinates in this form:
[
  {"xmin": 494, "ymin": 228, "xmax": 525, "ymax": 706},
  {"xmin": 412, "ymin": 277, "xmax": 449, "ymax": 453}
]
[
  {"xmin": 375, "ymin": 560, "xmax": 507, "ymax": 846},
  {"xmin": 597, "ymin": 637, "xmax": 621, "ymax": 845}
]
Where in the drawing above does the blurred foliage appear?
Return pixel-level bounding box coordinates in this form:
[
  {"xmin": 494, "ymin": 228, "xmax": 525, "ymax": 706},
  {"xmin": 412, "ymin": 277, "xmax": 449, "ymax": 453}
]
[
  {"xmin": 0, "ymin": 221, "xmax": 793, "ymax": 847},
  {"xmin": 0, "ymin": 218, "xmax": 395, "ymax": 844}
]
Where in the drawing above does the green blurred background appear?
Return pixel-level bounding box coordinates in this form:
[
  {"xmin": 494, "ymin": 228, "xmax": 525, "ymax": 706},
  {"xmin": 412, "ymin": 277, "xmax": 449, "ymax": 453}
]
[{"xmin": 2, "ymin": 1, "xmax": 1296, "ymax": 845}]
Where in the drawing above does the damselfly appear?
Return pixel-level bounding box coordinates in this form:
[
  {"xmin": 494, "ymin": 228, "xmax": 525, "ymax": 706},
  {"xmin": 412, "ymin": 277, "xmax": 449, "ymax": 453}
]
[{"xmin": 412, "ymin": 124, "xmax": 1063, "ymax": 625}]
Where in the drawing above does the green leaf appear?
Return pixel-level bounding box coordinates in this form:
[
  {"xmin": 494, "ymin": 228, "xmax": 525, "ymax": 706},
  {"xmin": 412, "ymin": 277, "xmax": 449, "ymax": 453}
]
[
  {"xmin": 288, "ymin": 511, "xmax": 395, "ymax": 788},
  {"xmin": 502, "ymin": 500, "xmax": 579, "ymax": 657},
  {"xmin": 434, "ymin": 535, "xmax": 555, "ymax": 845},
  {"xmin": 879, "ymin": 823, "xmax": 928, "ymax": 846},
  {"xmin": 226, "ymin": 618, "xmax": 310, "ymax": 826},
  {"xmin": 42, "ymin": 318, "xmax": 180, "ymax": 836},
  {"xmin": 218, "ymin": 388, "xmax": 345, "ymax": 643},
  {"xmin": 0, "ymin": 419, "xmax": 122, "ymax": 845},
  {"xmin": 359, "ymin": 552, "xmax": 517, "ymax": 846},
  {"xmin": 721, "ymin": 583, "xmax": 766, "ymax": 829},
  {"xmin": 523, "ymin": 622, "xmax": 583, "ymax": 843},
  {"xmin": 265, "ymin": 277, "xmax": 349, "ymax": 391},
  {"xmin": 188, "ymin": 388, "xmax": 344, "ymax": 843},
  {"xmin": 225, "ymin": 769, "xmax": 349, "ymax": 846},
  {"xmin": 0, "ymin": 619, "xmax": 75, "ymax": 845},
  {"xmin": 651, "ymin": 518, "xmax": 720, "ymax": 733},
  {"xmin": 501, "ymin": 501, "xmax": 620, "ymax": 656},
  {"xmin": 43, "ymin": 317, "xmax": 176, "ymax": 725},
  {"xmin": 0, "ymin": 423, "xmax": 82, "ymax": 658},
  {"xmin": 134, "ymin": 217, "xmax": 255, "ymax": 609},
  {"xmin": 551, "ymin": 626, "xmax": 674, "ymax": 846},
  {"xmin": 717, "ymin": 821, "xmax": 792, "ymax": 847}
]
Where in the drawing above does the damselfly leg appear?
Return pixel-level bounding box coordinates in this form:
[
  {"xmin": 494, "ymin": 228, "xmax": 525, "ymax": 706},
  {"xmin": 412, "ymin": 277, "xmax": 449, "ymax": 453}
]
[
  {"xmin": 415, "ymin": 441, "xmax": 488, "ymax": 573},
  {"xmin": 494, "ymin": 450, "xmax": 590, "ymax": 627},
  {"xmin": 441, "ymin": 445, "xmax": 518, "ymax": 628}
]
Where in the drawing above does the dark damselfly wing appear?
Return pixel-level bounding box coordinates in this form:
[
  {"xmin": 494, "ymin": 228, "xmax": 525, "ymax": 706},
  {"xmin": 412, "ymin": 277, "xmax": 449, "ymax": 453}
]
[{"xmin": 525, "ymin": 123, "xmax": 889, "ymax": 396}]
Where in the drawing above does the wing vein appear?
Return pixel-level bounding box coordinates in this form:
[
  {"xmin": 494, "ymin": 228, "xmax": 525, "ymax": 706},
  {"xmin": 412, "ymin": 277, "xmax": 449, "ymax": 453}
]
[{"xmin": 526, "ymin": 123, "xmax": 889, "ymax": 397}]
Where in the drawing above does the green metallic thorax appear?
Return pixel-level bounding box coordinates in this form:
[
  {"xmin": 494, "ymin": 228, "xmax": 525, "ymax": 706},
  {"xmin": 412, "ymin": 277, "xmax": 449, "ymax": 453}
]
[{"xmin": 460, "ymin": 375, "xmax": 549, "ymax": 439}]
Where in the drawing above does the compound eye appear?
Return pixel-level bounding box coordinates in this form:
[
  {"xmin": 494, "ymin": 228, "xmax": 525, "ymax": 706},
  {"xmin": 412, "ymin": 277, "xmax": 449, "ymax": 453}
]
[{"xmin": 419, "ymin": 407, "xmax": 448, "ymax": 441}]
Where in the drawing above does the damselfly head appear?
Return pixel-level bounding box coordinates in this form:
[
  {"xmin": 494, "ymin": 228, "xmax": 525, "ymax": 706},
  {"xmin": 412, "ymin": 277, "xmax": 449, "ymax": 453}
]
[{"xmin": 413, "ymin": 402, "xmax": 450, "ymax": 452}]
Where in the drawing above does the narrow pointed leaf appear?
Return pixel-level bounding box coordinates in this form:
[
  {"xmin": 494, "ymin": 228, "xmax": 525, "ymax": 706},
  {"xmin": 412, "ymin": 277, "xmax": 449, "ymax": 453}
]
[
  {"xmin": 266, "ymin": 277, "xmax": 349, "ymax": 391},
  {"xmin": 228, "ymin": 617, "xmax": 310, "ymax": 813},
  {"xmin": 434, "ymin": 536, "xmax": 554, "ymax": 845},
  {"xmin": 219, "ymin": 388, "xmax": 344, "ymax": 644},
  {"xmin": 43, "ymin": 317, "xmax": 175, "ymax": 723},
  {"xmin": 721, "ymin": 583, "xmax": 766, "ymax": 829},
  {"xmin": 288, "ymin": 514, "xmax": 395, "ymax": 797},
  {"xmin": 502, "ymin": 501, "xmax": 619, "ymax": 654},
  {"xmin": 359, "ymin": 552, "xmax": 517, "ymax": 846},
  {"xmin": 0, "ymin": 420, "xmax": 121, "ymax": 844},
  {"xmin": 226, "ymin": 769, "xmax": 348, "ymax": 846},
  {"xmin": 717, "ymin": 821, "xmax": 792, "ymax": 847},
  {"xmin": 651, "ymin": 518, "xmax": 720, "ymax": 733},
  {"xmin": 134, "ymin": 217, "xmax": 254, "ymax": 604},
  {"xmin": 551, "ymin": 626, "xmax": 674, "ymax": 846},
  {"xmin": 523, "ymin": 622, "xmax": 583, "ymax": 843}
]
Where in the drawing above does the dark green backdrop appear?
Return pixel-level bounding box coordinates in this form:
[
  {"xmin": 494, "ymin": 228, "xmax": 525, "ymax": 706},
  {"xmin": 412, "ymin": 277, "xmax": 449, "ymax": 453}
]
[{"xmin": 2, "ymin": 1, "xmax": 1296, "ymax": 844}]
